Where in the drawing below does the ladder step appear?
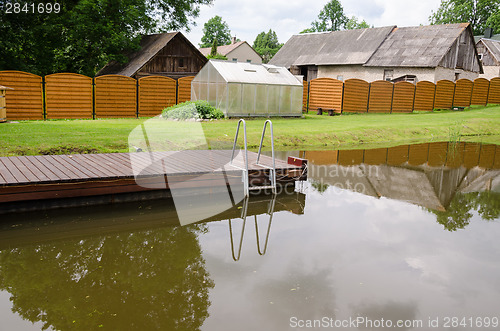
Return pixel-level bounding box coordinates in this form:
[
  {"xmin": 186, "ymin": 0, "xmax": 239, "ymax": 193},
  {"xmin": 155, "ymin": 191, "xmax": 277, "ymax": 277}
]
[{"xmin": 249, "ymin": 185, "xmax": 275, "ymax": 190}]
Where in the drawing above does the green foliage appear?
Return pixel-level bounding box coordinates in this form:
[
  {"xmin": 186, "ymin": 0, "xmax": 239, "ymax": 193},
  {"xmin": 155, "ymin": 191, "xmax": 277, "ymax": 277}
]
[
  {"xmin": 162, "ymin": 101, "xmax": 224, "ymax": 120},
  {"xmin": 199, "ymin": 15, "xmax": 231, "ymax": 48},
  {"xmin": 0, "ymin": 0, "xmax": 213, "ymax": 76},
  {"xmin": 0, "ymin": 223, "xmax": 214, "ymax": 330},
  {"xmin": 253, "ymin": 29, "xmax": 283, "ymax": 63},
  {"xmin": 429, "ymin": 0, "xmax": 500, "ymax": 35},
  {"xmin": 345, "ymin": 16, "xmax": 370, "ymax": 30},
  {"xmin": 301, "ymin": 0, "xmax": 370, "ymax": 33},
  {"xmin": 210, "ymin": 37, "xmax": 218, "ymax": 57},
  {"xmin": 207, "ymin": 54, "xmax": 228, "ymax": 60}
]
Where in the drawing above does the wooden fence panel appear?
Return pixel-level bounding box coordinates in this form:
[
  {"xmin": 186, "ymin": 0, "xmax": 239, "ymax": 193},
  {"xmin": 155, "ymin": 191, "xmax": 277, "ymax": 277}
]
[
  {"xmin": 363, "ymin": 148, "xmax": 387, "ymax": 165},
  {"xmin": 338, "ymin": 149, "xmax": 364, "ymax": 166},
  {"xmin": 427, "ymin": 142, "xmax": 448, "ymax": 166},
  {"xmin": 0, "ymin": 70, "xmax": 43, "ymax": 120},
  {"xmin": 177, "ymin": 76, "xmax": 194, "ymax": 104},
  {"xmin": 494, "ymin": 145, "xmax": 500, "ymax": 169},
  {"xmin": 453, "ymin": 79, "xmax": 473, "ymax": 108},
  {"xmin": 487, "ymin": 77, "xmax": 500, "ymax": 104},
  {"xmin": 387, "ymin": 145, "xmax": 409, "ymax": 165},
  {"xmin": 434, "ymin": 80, "xmax": 455, "ymax": 110},
  {"xmin": 302, "ymin": 81, "xmax": 308, "ymax": 111},
  {"xmin": 414, "ymin": 81, "xmax": 435, "ymax": 111},
  {"xmin": 94, "ymin": 75, "xmax": 137, "ymax": 118},
  {"xmin": 308, "ymin": 78, "xmax": 343, "ymax": 113},
  {"xmin": 368, "ymin": 80, "xmax": 393, "ymax": 113},
  {"xmin": 408, "ymin": 143, "xmax": 429, "ymax": 166},
  {"xmin": 478, "ymin": 144, "xmax": 496, "ymax": 169},
  {"xmin": 138, "ymin": 76, "xmax": 176, "ymax": 117},
  {"xmin": 463, "ymin": 143, "xmax": 481, "ymax": 168},
  {"xmin": 343, "ymin": 79, "xmax": 369, "ymax": 113},
  {"xmin": 392, "ymin": 81, "xmax": 415, "ymax": 113},
  {"xmin": 471, "ymin": 78, "xmax": 489, "ymax": 106},
  {"xmin": 45, "ymin": 73, "xmax": 93, "ymax": 119},
  {"xmin": 445, "ymin": 142, "xmax": 465, "ymax": 168}
]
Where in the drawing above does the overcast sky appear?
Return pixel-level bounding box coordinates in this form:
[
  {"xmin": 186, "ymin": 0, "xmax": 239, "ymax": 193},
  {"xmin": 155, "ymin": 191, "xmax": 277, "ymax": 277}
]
[{"xmin": 183, "ymin": 0, "xmax": 443, "ymax": 48}]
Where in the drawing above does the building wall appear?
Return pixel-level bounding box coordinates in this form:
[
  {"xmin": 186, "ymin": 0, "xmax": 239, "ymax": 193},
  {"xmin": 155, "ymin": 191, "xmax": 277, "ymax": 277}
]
[
  {"xmin": 227, "ymin": 44, "xmax": 262, "ymax": 64},
  {"xmin": 478, "ymin": 66, "xmax": 500, "ymax": 79},
  {"xmin": 318, "ymin": 65, "xmax": 479, "ymax": 82}
]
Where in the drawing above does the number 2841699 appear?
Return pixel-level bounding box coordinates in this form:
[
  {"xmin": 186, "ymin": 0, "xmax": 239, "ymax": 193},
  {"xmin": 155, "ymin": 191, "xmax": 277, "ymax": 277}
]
[{"xmin": 3, "ymin": 2, "xmax": 61, "ymax": 14}]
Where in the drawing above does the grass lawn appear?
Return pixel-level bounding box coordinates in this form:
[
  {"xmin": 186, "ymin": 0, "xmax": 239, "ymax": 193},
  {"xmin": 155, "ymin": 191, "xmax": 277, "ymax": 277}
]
[{"xmin": 1, "ymin": 105, "xmax": 499, "ymax": 156}]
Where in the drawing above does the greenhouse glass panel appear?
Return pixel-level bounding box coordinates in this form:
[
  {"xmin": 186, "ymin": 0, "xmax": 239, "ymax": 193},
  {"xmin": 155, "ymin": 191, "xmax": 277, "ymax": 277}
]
[
  {"xmin": 255, "ymin": 85, "xmax": 268, "ymax": 114},
  {"xmin": 191, "ymin": 60, "xmax": 302, "ymax": 117}
]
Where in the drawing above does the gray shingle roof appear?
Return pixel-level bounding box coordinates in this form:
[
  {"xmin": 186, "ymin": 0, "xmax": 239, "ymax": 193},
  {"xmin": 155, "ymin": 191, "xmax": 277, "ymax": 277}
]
[
  {"xmin": 480, "ymin": 38, "xmax": 500, "ymax": 62},
  {"xmin": 269, "ymin": 26, "xmax": 396, "ymax": 68},
  {"xmin": 365, "ymin": 23, "xmax": 468, "ymax": 67},
  {"xmin": 96, "ymin": 32, "xmax": 182, "ymax": 77}
]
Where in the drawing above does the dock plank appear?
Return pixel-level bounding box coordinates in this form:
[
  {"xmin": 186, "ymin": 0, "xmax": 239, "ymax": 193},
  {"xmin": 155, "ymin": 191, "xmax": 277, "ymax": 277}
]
[
  {"xmin": 0, "ymin": 157, "xmax": 29, "ymax": 183},
  {"xmin": 11, "ymin": 156, "xmax": 48, "ymax": 182},
  {"xmin": 32, "ymin": 155, "xmax": 71, "ymax": 180}
]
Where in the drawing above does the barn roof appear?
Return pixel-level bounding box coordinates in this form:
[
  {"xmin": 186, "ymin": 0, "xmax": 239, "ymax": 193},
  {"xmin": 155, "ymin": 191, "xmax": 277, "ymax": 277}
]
[
  {"xmin": 96, "ymin": 32, "xmax": 203, "ymax": 77},
  {"xmin": 365, "ymin": 23, "xmax": 470, "ymax": 67},
  {"xmin": 478, "ymin": 38, "xmax": 500, "ymax": 62},
  {"xmin": 269, "ymin": 26, "xmax": 396, "ymax": 68}
]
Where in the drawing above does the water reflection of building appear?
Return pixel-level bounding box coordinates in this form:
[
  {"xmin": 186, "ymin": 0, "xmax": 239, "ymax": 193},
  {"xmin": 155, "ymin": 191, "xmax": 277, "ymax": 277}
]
[{"xmin": 302, "ymin": 142, "xmax": 500, "ymax": 212}]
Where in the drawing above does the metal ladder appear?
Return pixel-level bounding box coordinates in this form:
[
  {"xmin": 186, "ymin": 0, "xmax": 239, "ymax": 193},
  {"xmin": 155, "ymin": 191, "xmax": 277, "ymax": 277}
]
[{"xmin": 230, "ymin": 119, "xmax": 277, "ymax": 196}]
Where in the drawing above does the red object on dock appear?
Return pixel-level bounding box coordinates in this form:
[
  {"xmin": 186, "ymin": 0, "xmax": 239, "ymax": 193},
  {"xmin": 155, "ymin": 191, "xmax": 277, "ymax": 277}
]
[{"xmin": 287, "ymin": 156, "xmax": 308, "ymax": 167}]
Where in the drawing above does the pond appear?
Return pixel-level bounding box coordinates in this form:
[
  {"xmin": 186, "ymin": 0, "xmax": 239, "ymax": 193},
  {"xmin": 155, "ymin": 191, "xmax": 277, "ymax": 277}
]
[{"xmin": 0, "ymin": 142, "xmax": 499, "ymax": 330}]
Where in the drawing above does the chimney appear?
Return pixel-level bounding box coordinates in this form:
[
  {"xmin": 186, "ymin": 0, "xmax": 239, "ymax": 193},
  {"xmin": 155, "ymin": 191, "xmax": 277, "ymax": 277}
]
[
  {"xmin": 232, "ymin": 36, "xmax": 236, "ymax": 44},
  {"xmin": 485, "ymin": 27, "xmax": 493, "ymax": 39}
]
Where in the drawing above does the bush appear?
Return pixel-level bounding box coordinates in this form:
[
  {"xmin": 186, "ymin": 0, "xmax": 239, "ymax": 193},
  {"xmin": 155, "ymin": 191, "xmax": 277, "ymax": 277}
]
[{"xmin": 162, "ymin": 101, "xmax": 224, "ymax": 120}]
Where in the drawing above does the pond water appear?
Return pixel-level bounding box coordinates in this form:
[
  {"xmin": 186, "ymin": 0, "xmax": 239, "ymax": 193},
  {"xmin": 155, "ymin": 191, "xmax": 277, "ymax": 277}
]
[{"xmin": 0, "ymin": 142, "xmax": 499, "ymax": 331}]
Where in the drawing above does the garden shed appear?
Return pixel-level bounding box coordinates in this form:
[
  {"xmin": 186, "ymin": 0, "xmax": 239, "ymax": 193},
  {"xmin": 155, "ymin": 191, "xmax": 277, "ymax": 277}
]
[{"xmin": 191, "ymin": 60, "xmax": 303, "ymax": 117}]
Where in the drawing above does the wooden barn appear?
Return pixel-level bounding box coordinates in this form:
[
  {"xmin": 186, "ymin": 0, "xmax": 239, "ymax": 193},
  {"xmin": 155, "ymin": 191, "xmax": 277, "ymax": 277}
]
[
  {"xmin": 96, "ymin": 32, "xmax": 207, "ymax": 79},
  {"xmin": 270, "ymin": 23, "xmax": 483, "ymax": 83},
  {"xmin": 476, "ymin": 38, "xmax": 500, "ymax": 79}
]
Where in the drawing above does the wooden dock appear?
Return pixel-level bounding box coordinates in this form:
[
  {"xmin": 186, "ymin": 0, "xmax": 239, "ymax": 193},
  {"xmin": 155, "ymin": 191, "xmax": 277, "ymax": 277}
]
[{"xmin": 0, "ymin": 150, "xmax": 306, "ymax": 209}]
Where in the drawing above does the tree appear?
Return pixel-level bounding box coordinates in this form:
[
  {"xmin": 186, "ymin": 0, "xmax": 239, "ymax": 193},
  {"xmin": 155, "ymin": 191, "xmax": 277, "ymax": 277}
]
[
  {"xmin": 207, "ymin": 38, "xmax": 227, "ymax": 60},
  {"xmin": 345, "ymin": 16, "xmax": 370, "ymax": 30},
  {"xmin": 429, "ymin": 0, "xmax": 500, "ymax": 35},
  {"xmin": 252, "ymin": 29, "xmax": 283, "ymax": 63},
  {"xmin": 311, "ymin": 0, "xmax": 348, "ymax": 32},
  {"xmin": 0, "ymin": 0, "xmax": 213, "ymax": 77},
  {"xmin": 199, "ymin": 15, "xmax": 231, "ymax": 48}
]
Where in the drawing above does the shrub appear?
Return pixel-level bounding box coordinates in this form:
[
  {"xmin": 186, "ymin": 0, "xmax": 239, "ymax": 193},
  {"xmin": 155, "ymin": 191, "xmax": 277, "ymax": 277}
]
[{"xmin": 162, "ymin": 101, "xmax": 224, "ymax": 120}]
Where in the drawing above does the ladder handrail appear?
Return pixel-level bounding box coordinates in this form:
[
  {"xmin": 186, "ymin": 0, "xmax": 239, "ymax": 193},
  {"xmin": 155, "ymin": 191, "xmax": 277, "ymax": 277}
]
[
  {"xmin": 230, "ymin": 119, "xmax": 249, "ymax": 196},
  {"xmin": 256, "ymin": 120, "xmax": 276, "ymax": 193}
]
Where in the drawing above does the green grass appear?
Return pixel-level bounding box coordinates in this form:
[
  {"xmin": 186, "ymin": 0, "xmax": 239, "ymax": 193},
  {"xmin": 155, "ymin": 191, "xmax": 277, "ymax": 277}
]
[{"xmin": 1, "ymin": 105, "xmax": 499, "ymax": 156}]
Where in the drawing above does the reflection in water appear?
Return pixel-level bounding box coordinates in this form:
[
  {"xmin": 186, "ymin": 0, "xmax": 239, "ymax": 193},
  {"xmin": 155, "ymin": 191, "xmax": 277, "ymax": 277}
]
[{"xmin": 0, "ymin": 141, "xmax": 498, "ymax": 330}]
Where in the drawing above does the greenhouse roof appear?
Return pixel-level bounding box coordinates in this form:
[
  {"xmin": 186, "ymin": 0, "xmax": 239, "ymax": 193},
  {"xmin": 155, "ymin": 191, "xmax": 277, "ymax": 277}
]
[{"xmin": 201, "ymin": 60, "xmax": 303, "ymax": 86}]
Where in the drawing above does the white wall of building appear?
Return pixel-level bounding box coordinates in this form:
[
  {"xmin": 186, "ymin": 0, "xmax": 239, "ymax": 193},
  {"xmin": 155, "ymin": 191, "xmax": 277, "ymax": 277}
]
[
  {"xmin": 478, "ymin": 66, "xmax": 500, "ymax": 80},
  {"xmin": 227, "ymin": 44, "xmax": 262, "ymax": 64}
]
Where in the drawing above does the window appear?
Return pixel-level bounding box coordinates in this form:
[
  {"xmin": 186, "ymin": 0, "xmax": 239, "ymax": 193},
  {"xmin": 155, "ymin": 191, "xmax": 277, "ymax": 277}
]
[
  {"xmin": 232, "ymin": 58, "xmax": 237, "ymax": 62},
  {"xmin": 454, "ymin": 72, "xmax": 460, "ymax": 81},
  {"xmin": 178, "ymin": 58, "xmax": 185, "ymax": 68},
  {"xmin": 383, "ymin": 69, "xmax": 393, "ymax": 81},
  {"xmin": 246, "ymin": 59, "xmax": 251, "ymax": 63},
  {"xmin": 479, "ymin": 53, "xmax": 483, "ymax": 61}
]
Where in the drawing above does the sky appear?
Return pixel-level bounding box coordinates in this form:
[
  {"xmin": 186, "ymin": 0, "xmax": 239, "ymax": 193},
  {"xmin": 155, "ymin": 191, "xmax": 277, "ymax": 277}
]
[{"xmin": 183, "ymin": 0, "xmax": 443, "ymax": 48}]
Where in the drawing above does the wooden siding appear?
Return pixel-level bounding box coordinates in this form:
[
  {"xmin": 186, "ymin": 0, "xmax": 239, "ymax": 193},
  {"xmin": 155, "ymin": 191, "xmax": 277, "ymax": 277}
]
[
  {"xmin": 177, "ymin": 76, "xmax": 194, "ymax": 104},
  {"xmin": 413, "ymin": 81, "xmax": 435, "ymax": 111},
  {"xmin": 471, "ymin": 78, "xmax": 490, "ymax": 105},
  {"xmin": 439, "ymin": 29, "xmax": 482, "ymax": 73},
  {"xmin": 434, "ymin": 80, "xmax": 455, "ymax": 110},
  {"xmin": 392, "ymin": 81, "xmax": 415, "ymax": 113},
  {"xmin": 95, "ymin": 75, "xmax": 137, "ymax": 118},
  {"xmin": 137, "ymin": 34, "xmax": 206, "ymax": 79},
  {"xmin": 0, "ymin": 71, "xmax": 43, "ymax": 120},
  {"xmin": 45, "ymin": 73, "xmax": 93, "ymax": 119},
  {"xmin": 308, "ymin": 78, "xmax": 343, "ymax": 113},
  {"xmin": 138, "ymin": 76, "xmax": 176, "ymax": 117},
  {"xmin": 487, "ymin": 77, "xmax": 500, "ymax": 104},
  {"xmin": 343, "ymin": 79, "xmax": 369, "ymax": 112},
  {"xmin": 368, "ymin": 80, "xmax": 393, "ymax": 113},
  {"xmin": 453, "ymin": 79, "xmax": 473, "ymax": 107}
]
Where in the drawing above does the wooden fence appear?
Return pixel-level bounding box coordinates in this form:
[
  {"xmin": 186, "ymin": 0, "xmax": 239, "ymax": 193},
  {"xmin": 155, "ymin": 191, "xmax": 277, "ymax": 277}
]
[
  {"xmin": 0, "ymin": 71, "xmax": 195, "ymax": 120},
  {"xmin": 2, "ymin": 70, "xmax": 500, "ymax": 120},
  {"xmin": 305, "ymin": 76, "xmax": 500, "ymax": 113}
]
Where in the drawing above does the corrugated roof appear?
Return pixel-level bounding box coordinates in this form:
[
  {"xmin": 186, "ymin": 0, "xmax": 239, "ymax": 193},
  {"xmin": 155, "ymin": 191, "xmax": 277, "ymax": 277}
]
[
  {"xmin": 480, "ymin": 38, "xmax": 500, "ymax": 62},
  {"xmin": 199, "ymin": 41, "xmax": 247, "ymax": 56},
  {"xmin": 195, "ymin": 60, "xmax": 302, "ymax": 86},
  {"xmin": 96, "ymin": 32, "xmax": 194, "ymax": 77},
  {"xmin": 269, "ymin": 26, "xmax": 396, "ymax": 68},
  {"xmin": 365, "ymin": 23, "xmax": 469, "ymax": 67}
]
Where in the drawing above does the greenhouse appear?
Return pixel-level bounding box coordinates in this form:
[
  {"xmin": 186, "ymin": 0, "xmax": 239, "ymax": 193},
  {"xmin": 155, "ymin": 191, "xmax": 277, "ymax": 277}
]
[{"xmin": 191, "ymin": 60, "xmax": 303, "ymax": 117}]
